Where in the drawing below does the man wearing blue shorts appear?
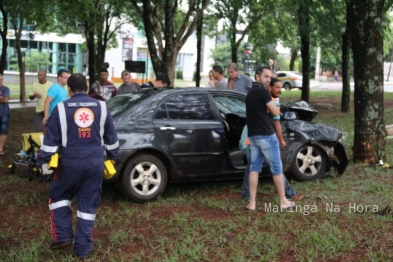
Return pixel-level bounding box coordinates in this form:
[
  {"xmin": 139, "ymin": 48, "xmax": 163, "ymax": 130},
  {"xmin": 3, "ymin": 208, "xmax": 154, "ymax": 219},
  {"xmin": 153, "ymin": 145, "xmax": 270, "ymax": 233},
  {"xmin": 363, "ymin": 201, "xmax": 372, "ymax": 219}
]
[
  {"xmin": 245, "ymin": 66, "xmax": 294, "ymax": 211},
  {"xmin": 0, "ymin": 73, "xmax": 10, "ymax": 155}
]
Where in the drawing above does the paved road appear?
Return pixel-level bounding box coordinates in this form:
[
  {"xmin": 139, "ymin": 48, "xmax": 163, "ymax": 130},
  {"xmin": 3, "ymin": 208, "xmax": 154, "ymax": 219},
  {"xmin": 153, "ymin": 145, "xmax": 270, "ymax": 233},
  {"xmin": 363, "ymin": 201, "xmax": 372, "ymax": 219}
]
[{"xmin": 9, "ymin": 100, "xmax": 35, "ymax": 109}]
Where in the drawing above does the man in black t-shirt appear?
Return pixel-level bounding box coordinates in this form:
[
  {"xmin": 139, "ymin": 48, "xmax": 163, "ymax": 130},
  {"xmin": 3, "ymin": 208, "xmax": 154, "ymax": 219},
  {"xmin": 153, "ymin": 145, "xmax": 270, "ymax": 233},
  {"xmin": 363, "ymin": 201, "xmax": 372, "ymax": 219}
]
[{"xmin": 245, "ymin": 66, "xmax": 295, "ymax": 212}]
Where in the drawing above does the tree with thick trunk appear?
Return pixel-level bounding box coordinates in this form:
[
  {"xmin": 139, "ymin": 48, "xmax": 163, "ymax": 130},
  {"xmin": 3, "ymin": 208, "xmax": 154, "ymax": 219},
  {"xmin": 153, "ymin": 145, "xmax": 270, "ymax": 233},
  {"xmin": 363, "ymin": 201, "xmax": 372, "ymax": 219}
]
[
  {"xmin": 8, "ymin": 1, "xmax": 27, "ymax": 102},
  {"xmin": 289, "ymin": 48, "xmax": 299, "ymax": 71},
  {"xmin": 298, "ymin": 0, "xmax": 311, "ymax": 103},
  {"xmin": 131, "ymin": 0, "xmax": 209, "ymax": 85},
  {"xmin": 195, "ymin": 0, "xmax": 203, "ymax": 87},
  {"xmin": 0, "ymin": 3, "xmax": 7, "ymax": 74},
  {"xmin": 348, "ymin": 0, "xmax": 386, "ymax": 163},
  {"xmin": 340, "ymin": 3, "xmax": 351, "ymax": 113}
]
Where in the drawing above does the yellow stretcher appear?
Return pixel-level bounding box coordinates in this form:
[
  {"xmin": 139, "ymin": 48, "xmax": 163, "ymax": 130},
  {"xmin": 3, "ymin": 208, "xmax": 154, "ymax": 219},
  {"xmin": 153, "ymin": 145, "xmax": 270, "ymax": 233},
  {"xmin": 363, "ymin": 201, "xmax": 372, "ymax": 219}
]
[
  {"xmin": 8, "ymin": 132, "xmax": 116, "ymax": 181},
  {"xmin": 8, "ymin": 132, "xmax": 43, "ymax": 181}
]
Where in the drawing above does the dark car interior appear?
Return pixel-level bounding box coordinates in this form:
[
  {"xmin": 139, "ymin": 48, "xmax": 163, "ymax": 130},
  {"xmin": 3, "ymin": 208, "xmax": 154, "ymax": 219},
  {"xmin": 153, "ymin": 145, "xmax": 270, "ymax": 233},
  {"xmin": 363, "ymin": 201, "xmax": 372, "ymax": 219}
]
[{"xmin": 221, "ymin": 112, "xmax": 247, "ymax": 167}]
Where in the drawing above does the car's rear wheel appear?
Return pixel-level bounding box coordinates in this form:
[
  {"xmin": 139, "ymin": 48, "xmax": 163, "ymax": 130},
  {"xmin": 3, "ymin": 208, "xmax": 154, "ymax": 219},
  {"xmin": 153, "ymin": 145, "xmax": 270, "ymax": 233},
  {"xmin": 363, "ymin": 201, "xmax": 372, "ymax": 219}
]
[
  {"xmin": 120, "ymin": 154, "xmax": 168, "ymax": 202},
  {"xmin": 291, "ymin": 144, "xmax": 327, "ymax": 181},
  {"xmin": 284, "ymin": 82, "xmax": 291, "ymax": 90}
]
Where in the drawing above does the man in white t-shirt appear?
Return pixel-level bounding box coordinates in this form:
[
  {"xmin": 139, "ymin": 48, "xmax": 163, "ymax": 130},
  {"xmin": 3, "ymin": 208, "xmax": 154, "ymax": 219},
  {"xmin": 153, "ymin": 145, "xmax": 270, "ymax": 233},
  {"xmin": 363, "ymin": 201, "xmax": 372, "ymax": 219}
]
[{"xmin": 29, "ymin": 69, "xmax": 53, "ymax": 132}]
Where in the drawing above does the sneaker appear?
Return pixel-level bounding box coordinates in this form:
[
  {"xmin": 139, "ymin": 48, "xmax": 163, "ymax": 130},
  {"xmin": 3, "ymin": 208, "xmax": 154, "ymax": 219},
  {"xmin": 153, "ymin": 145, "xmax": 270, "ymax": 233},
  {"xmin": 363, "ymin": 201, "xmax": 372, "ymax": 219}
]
[{"xmin": 49, "ymin": 241, "xmax": 72, "ymax": 250}]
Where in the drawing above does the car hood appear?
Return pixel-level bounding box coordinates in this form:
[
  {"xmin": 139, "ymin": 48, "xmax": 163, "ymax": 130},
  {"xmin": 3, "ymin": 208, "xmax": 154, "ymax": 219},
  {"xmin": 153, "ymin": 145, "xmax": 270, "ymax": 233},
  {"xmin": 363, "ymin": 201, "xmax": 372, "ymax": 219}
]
[
  {"xmin": 281, "ymin": 100, "xmax": 318, "ymax": 121},
  {"xmin": 285, "ymin": 120, "xmax": 341, "ymax": 141}
]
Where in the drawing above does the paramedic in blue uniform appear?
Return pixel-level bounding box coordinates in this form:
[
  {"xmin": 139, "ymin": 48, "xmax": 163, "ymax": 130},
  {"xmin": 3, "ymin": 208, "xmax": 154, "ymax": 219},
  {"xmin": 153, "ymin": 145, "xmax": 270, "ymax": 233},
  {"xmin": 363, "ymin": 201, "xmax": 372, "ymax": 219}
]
[{"xmin": 38, "ymin": 73, "xmax": 119, "ymax": 259}]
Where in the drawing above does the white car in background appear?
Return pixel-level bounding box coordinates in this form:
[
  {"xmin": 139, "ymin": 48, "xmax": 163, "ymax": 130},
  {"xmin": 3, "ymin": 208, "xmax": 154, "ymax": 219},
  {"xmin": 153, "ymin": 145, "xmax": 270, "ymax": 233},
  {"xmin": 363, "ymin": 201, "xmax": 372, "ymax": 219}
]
[{"xmin": 276, "ymin": 71, "xmax": 303, "ymax": 90}]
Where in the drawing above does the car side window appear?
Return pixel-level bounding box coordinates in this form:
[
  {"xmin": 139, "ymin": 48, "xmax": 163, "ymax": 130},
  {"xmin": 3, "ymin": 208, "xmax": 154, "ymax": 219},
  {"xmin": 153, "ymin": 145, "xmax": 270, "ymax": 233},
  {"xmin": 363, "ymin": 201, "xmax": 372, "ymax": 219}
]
[
  {"xmin": 212, "ymin": 95, "xmax": 246, "ymax": 117},
  {"xmin": 277, "ymin": 73, "xmax": 286, "ymax": 77},
  {"xmin": 155, "ymin": 93, "xmax": 214, "ymax": 120}
]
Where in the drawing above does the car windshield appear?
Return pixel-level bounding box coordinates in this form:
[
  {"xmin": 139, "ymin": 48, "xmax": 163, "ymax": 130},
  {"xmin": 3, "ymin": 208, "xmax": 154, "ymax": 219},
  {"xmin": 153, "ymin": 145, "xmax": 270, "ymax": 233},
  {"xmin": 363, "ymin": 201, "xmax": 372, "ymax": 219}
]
[{"xmin": 106, "ymin": 93, "xmax": 150, "ymax": 117}]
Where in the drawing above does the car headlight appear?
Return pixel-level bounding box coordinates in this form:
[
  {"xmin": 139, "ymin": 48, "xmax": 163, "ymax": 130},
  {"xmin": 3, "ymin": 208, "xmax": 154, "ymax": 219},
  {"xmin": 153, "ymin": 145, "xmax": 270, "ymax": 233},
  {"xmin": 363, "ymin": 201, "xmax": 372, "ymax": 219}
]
[{"xmin": 337, "ymin": 131, "xmax": 347, "ymax": 143}]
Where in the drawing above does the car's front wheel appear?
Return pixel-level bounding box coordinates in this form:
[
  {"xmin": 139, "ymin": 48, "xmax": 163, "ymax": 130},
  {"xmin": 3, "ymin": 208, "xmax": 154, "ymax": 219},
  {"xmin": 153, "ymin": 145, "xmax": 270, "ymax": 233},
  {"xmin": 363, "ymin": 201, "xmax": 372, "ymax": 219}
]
[
  {"xmin": 291, "ymin": 144, "xmax": 327, "ymax": 181},
  {"xmin": 120, "ymin": 154, "xmax": 168, "ymax": 202},
  {"xmin": 284, "ymin": 82, "xmax": 291, "ymax": 90}
]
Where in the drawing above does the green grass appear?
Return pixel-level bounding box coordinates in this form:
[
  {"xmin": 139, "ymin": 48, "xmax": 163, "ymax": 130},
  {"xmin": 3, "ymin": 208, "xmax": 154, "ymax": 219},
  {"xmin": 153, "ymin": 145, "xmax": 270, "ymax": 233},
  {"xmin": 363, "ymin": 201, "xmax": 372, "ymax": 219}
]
[{"xmin": 1, "ymin": 94, "xmax": 393, "ymax": 261}]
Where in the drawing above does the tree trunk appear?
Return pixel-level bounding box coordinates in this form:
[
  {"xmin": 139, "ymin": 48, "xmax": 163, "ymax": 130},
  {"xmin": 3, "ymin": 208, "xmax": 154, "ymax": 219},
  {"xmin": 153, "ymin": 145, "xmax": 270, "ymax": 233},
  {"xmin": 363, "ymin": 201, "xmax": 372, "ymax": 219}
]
[
  {"xmin": 289, "ymin": 48, "xmax": 298, "ymax": 71},
  {"xmin": 230, "ymin": 29, "xmax": 237, "ymax": 63},
  {"xmin": 298, "ymin": 1, "xmax": 310, "ymax": 103},
  {"xmin": 0, "ymin": 4, "xmax": 7, "ymax": 74},
  {"xmin": 348, "ymin": 0, "xmax": 386, "ymax": 164},
  {"xmin": 195, "ymin": 0, "xmax": 203, "ymax": 87},
  {"xmin": 387, "ymin": 51, "xmax": 393, "ymax": 81},
  {"xmin": 14, "ymin": 10, "xmax": 26, "ymax": 102},
  {"xmin": 86, "ymin": 25, "xmax": 97, "ymax": 86},
  {"xmin": 16, "ymin": 35, "xmax": 25, "ymax": 102},
  {"xmin": 341, "ymin": 5, "xmax": 351, "ymax": 113}
]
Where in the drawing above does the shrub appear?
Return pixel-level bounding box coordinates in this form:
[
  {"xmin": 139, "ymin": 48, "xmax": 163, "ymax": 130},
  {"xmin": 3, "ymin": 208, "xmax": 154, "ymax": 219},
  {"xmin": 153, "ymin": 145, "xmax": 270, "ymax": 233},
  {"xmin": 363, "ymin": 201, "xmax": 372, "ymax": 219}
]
[{"xmin": 176, "ymin": 71, "xmax": 183, "ymax": 79}]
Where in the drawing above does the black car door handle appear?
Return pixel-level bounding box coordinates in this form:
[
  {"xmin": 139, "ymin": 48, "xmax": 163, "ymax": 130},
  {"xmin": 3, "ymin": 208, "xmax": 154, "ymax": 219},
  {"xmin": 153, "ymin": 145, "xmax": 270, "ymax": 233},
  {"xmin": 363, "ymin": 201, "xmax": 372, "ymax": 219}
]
[{"xmin": 160, "ymin": 126, "xmax": 176, "ymax": 131}]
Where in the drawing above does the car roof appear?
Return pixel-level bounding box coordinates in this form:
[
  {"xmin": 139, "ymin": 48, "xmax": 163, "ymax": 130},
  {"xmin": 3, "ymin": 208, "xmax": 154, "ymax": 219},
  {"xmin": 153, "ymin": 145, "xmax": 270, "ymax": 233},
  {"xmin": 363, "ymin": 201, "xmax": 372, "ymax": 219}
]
[{"xmin": 136, "ymin": 87, "xmax": 246, "ymax": 97}]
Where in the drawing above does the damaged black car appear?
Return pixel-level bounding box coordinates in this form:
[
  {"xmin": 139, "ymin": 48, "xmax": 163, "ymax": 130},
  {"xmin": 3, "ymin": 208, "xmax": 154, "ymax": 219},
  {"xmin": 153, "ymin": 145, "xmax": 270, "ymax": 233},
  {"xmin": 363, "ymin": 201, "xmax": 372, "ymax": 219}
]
[{"xmin": 106, "ymin": 89, "xmax": 349, "ymax": 202}]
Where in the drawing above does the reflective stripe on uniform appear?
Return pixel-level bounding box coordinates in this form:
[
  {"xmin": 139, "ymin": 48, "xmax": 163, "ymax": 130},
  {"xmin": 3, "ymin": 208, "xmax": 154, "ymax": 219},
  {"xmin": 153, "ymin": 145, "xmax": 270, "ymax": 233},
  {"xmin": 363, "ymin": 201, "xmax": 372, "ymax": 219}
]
[
  {"xmin": 99, "ymin": 101, "xmax": 107, "ymax": 146},
  {"xmin": 77, "ymin": 210, "xmax": 96, "ymax": 221},
  {"xmin": 49, "ymin": 200, "xmax": 71, "ymax": 210},
  {"xmin": 40, "ymin": 144, "xmax": 59, "ymax": 153},
  {"xmin": 57, "ymin": 102, "xmax": 68, "ymax": 147},
  {"xmin": 105, "ymin": 140, "xmax": 119, "ymax": 150}
]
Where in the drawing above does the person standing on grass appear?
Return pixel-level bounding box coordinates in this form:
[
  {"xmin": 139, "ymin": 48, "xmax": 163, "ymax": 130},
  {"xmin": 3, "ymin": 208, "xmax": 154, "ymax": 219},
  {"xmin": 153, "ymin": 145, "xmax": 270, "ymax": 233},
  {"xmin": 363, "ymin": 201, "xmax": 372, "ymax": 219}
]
[
  {"xmin": 29, "ymin": 69, "xmax": 53, "ymax": 132},
  {"xmin": 245, "ymin": 66, "xmax": 294, "ymax": 211},
  {"xmin": 240, "ymin": 78, "xmax": 304, "ymax": 203},
  {"xmin": 227, "ymin": 62, "xmax": 253, "ymax": 93},
  {"xmin": 88, "ymin": 68, "xmax": 118, "ymax": 101},
  {"xmin": 333, "ymin": 71, "xmax": 339, "ymax": 82},
  {"xmin": 118, "ymin": 69, "xmax": 141, "ymax": 94},
  {"xmin": 211, "ymin": 65, "xmax": 228, "ymax": 89},
  {"xmin": 205, "ymin": 70, "xmax": 217, "ymax": 88},
  {"xmin": 42, "ymin": 69, "xmax": 69, "ymax": 126},
  {"xmin": 0, "ymin": 74, "xmax": 10, "ymax": 155},
  {"xmin": 38, "ymin": 73, "xmax": 119, "ymax": 259}
]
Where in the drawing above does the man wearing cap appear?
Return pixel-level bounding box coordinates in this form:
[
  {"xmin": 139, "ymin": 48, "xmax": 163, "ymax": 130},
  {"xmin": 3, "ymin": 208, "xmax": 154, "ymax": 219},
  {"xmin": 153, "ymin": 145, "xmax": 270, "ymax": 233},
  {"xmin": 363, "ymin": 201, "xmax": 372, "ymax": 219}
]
[{"xmin": 42, "ymin": 69, "xmax": 69, "ymax": 126}]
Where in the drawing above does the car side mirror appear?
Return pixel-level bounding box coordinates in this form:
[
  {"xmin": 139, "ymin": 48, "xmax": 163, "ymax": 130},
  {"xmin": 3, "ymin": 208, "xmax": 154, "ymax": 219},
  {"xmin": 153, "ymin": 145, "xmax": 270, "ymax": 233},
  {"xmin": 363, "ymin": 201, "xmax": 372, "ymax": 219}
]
[{"xmin": 282, "ymin": 111, "xmax": 297, "ymax": 120}]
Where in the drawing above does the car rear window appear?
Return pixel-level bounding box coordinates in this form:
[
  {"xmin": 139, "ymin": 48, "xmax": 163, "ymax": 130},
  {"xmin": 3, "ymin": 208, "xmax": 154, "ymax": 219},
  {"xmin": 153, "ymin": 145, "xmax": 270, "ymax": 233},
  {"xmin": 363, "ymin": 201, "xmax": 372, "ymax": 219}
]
[{"xmin": 106, "ymin": 93, "xmax": 150, "ymax": 117}]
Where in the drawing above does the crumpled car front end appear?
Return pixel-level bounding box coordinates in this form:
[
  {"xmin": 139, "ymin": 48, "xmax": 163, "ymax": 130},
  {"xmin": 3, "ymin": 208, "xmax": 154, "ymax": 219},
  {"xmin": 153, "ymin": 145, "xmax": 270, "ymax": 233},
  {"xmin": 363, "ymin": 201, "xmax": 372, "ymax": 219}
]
[{"xmin": 280, "ymin": 101, "xmax": 349, "ymax": 179}]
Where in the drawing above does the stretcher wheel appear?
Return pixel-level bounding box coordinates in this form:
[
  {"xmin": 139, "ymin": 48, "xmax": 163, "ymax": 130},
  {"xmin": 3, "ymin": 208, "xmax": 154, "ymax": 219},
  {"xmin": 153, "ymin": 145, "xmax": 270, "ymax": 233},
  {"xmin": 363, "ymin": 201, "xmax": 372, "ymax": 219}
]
[{"xmin": 8, "ymin": 164, "xmax": 15, "ymax": 174}]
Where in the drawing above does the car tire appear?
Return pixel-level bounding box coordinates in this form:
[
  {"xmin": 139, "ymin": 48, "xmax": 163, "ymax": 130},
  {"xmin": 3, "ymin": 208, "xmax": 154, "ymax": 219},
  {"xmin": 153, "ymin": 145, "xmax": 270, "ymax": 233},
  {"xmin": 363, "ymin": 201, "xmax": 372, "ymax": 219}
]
[
  {"xmin": 120, "ymin": 154, "xmax": 168, "ymax": 202},
  {"xmin": 284, "ymin": 83, "xmax": 291, "ymax": 90},
  {"xmin": 291, "ymin": 144, "xmax": 327, "ymax": 181}
]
